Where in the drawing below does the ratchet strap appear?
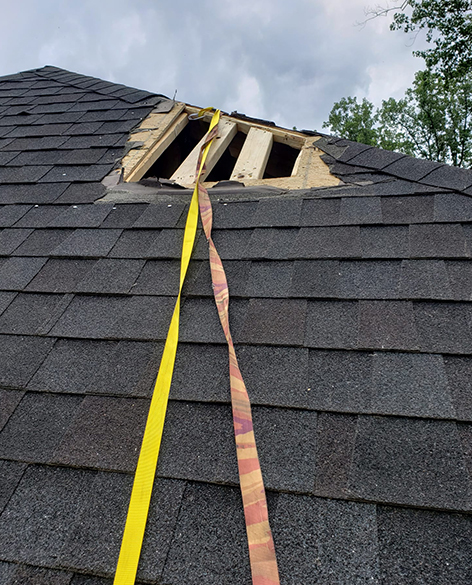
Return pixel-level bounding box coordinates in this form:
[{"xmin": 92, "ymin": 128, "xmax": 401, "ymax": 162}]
[
  {"xmin": 197, "ymin": 113, "xmax": 280, "ymax": 585},
  {"xmin": 113, "ymin": 109, "xmax": 219, "ymax": 585}
]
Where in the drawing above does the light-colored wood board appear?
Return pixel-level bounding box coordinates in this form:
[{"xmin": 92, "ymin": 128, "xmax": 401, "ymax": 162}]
[
  {"xmin": 123, "ymin": 102, "xmax": 186, "ymax": 181},
  {"xmin": 230, "ymin": 127, "xmax": 273, "ymax": 181},
  {"xmin": 171, "ymin": 119, "xmax": 238, "ymax": 186},
  {"xmin": 125, "ymin": 111, "xmax": 188, "ymax": 182},
  {"xmin": 185, "ymin": 106, "xmax": 306, "ymax": 149}
]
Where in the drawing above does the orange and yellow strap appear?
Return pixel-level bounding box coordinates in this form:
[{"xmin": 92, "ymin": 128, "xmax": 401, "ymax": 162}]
[
  {"xmin": 113, "ymin": 109, "xmax": 220, "ymax": 585},
  {"xmin": 197, "ymin": 115, "xmax": 280, "ymax": 585}
]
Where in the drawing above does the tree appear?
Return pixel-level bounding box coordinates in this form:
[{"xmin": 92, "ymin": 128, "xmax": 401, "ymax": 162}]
[
  {"xmin": 322, "ymin": 1, "xmax": 472, "ymax": 167},
  {"xmin": 364, "ymin": 0, "xmax": 472, "ymax": 79},
  {"xmin": 322, "ymin": 97, "xmax": 379, "ymax": 146},
  {"xmin": 322, "ymin": 70, "xmax": 472, "ymax": 167}
]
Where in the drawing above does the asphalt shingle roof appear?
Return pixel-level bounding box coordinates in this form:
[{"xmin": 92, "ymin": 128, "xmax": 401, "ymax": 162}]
[{"xmin": 1, "ymin": 66, "xmax": 472, "ymax": 584}]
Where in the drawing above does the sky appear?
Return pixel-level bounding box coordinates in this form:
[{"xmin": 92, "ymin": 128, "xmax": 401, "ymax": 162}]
[{"xmin": 0, "ymin": 0, "xmax": 429, "ymax": 131}]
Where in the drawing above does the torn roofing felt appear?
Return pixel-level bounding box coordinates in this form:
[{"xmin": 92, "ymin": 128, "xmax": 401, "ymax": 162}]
[{"xmin": 1, "ymin": 66, "xmax": 472, "ymax": 585}]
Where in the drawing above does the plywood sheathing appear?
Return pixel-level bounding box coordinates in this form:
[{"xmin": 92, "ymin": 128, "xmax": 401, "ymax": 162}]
[{"xmin": 120, "ymin": 103, "xmax": 340, "ymax": 189}]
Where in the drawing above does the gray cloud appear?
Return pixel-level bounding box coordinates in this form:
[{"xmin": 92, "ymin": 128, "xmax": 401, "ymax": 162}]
[{"xmin": 0, "ymin": 0, "xmax": 429, "ymax": 130}]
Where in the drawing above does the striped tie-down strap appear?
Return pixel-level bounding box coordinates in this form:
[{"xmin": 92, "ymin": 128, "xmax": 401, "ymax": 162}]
[
  {"xmin": 197, "ymin": 111, "xmax": 280, "ymax": 585},
  {"xmin": 113, "ymin": 110, "xmax": 219, "ymax": 585}
]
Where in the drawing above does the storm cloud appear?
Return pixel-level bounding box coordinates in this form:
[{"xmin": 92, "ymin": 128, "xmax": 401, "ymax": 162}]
[{"xmin": 0, "ymin": 0, "xmax": 429, "ymax": 130}]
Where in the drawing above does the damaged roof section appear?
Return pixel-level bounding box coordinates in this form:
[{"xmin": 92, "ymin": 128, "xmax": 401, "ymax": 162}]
[{"xmin": 119, "ymin": 103, "xmax": 341, "ymax": 190}]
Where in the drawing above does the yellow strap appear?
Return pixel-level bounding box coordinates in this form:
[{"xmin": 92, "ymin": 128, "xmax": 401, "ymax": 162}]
[{"xmin": 113, "ymin": 109, "xmax": 220, "ymax": 585}]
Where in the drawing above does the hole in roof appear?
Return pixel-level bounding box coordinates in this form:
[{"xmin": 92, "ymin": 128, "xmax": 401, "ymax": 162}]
[
  {"xmin": 144, "ymin": 118, "xmax": 209, "ymax": 180},
  {"xmin": 263, "ymin": 140, "xmax": 300, "ymax": 179},
  {"xmin": 206, "ymin": 131, "xmax": 247, "ymax": 182}
]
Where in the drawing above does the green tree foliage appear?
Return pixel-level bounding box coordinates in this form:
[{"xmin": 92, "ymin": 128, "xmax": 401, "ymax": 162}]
[
  {"xmin": 323, "ymin": 0, "xmax": 472, "ymax": 167},
  {"xmin": 388, "ymin": 0, "xmax": 472, "ymax": 79},
  {"xmin": 322, "ymin": 70, "xmax": 472, "ymax": 167}
]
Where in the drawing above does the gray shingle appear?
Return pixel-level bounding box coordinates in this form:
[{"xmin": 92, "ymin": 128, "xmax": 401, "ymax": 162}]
[
  {"xmin": 49, "ymin": 295, "xmax": 130, "ymax": 339},
  {"xmin": 26, "ymin": 259, "xmax": 96, "ymax": 292},
  {"xmin": 291, "ymin": 226, "xmax": 361, "ymax": 258},
  {"xmin": 308, "ymin": 350, "xmax": 372, "ymax": 412},
  {"xmin": 0, "ymin": 183, "xmax": 66, "ymax": 205},
  {"xmin": 434, "ymin": 193, "xmax": 472, "ymax": 222},
  {"xmin": 132, "ymin": 260, "xmax": 179, "ymax": 296},
  {"xmin": 305, "ymin": 301, "xmax": 358, "ymax": 349},
  {"xmin": 0, "ymin": 257, "xmax": 47, "ymax": 290},
  {"xmin": 382, "ymin": 155, "xmax": 442, "ymax": 181},
  {"xmin": 446, "ymin": 261, "xmax": 472, "ymax": 300},
  {"xmin": 39, "ymin": 164, "xmax": 113, "ymax": 183},
  {"xmin": 162, "ymin": 482, "xmax": 253, "ymax": 585},
  {"xmin": 381, "ymin": 195, "xmax": 435, "ymax": 224},
  {"xmin": 53, "ymin": 396, "xmax": 149, "ymax": 471},
  {"xmin": 0, "ymin": 461, "xmax": 26, "ymax": 514},
  {"xmin": 410, "ymin": 224, "xmax": 467, "ymax": 258},
  {"xmin": 170, "ymin": 342, "xmax": 228, "ymax": 403},
  {"xmin": 0, "ymin": 334, "xmax": 54, "ymax": 388},
  {"xmin": 359, "ymin": 301, "xmax": 418, "ymax": 350},
  {"xmin": 75, "ymin": 259, "xmax": 144, "ymax": 294},
  {"xmin": 179, "ymin": 297, "xmax": 247, "ymax": 344},
  {"xmin": 348, "ymin": 416, "xmax": 471, "ymax": 510},
  {"xmin": 245, "ymin": 228, "xmax": 298, "ymax": 260},
  {"xmin": 29, "ymin": 338, "xmax": 157, "ymax": 397},
  {"xmin": 157, "ymin": 401, "xmax": 236, "ymax": 483},
  {"xmin": 415, "ymin": 302, "xmax": 472, "ymax": 353},
  {"xmin": 371, "ymin": 352, "xmax": 454, "ymax": 418},
  {"xmin": 239, "ymin": 298, "xmax": 306, "ymax": 345},
  {"xmin": 360, "ymin": 226, "xmax": 409, "ymax": 258},
  {"xmin": 252, "ymin": 406, "xmax": 317, "ymax": 492},
  {"xmin": 314, "ymin": 412, "xmax": 358, "ymax": 499},
  {"xmin": 300, "ymin": 198, "xmax": 340, "ymax": 226},
  {"xmin": 237, "ymin": 345, "xmax": 309, "ymax": 408},
  {"xmin": 338, "ymin": 260, "xmax": 401, "ymax": 299},
  {"xmin": 0, "ymin": 465, "xmax": 96, "ymax": 565},
  {"xmin": 252, "ymin": 198, "xmax": 302, "ymax": 227},
  {"xmin": 108, "ymin": 229, "xmax": 162, "ymax": 259},
  {"xmin": 61, "ymin": 473, "xmax": 185, "ymax": 583},
  {"xmin": 132, "ymin": 203, "xmax": 185, "ymax": 228},
  {"xmin": 212, "ymin": 201, "xmax": 258, "ymax": 229},
  {"xmin": 0, "ymin": 389, "xmax": 24, "ymax": 432},
  {"xmin": 0, "ymin": 165, "xmax": 51, "ymax": 183},
  {"xmin": 422, "ymin": 164, "xmax": 472, "ymax": 191},
  {"xmin": 378, "ymin": 505, "xmax": 472, "ymax": 585},
  {"xmin": 207, "ymin": 229, "xmax": 251, "ymax": 260},
  {"xmin": 100, "ymin": 204, "xmax": 148, "ymax": 228},
  {"xmin": 0, "ymin": 228, "xmax": 33, "ymax": 254},
  {"xmin": 349, "ymin": 147, "xmax": 405, "ymax": 170},
  {"xmin": 7, "ymin": 565, "xmax": 72, "ymax": 585},
  {"xmin": 0, "ymin": 205, "xmax": 31, "ymax": 227},
  {"xmin": 399, "ymin": 259, "xmax": 453, "ymax": 299},
  {"xmin": 184, "ymin": 260, "xmax": 249, "ymax": 298},
  {"xmin": 273, "ymin": 495, "xmax": 379, "ymax": 585},
  {"xmin": 47, "ymin": 204, "xmax": 113, "ymax": 227},
  {"xmin": 0, "ymin": 392, "xmax": 82, "ymax": 463},
  {"xmin": 444, "ymin": 356, "xmax": 472, "ymax": 421},
  {"xmin": 55, "ymin": 183, "xmax": 106, "ymax": 204},
  {"xmin": 0, "ymin": 561, "xmax": 16, "ymax": 584},
  {"xmin": 13, "ymin": 229, "xmax": 75, "ymax": 256},
  {"xmin": 111, "ymin": 295, "xmax": 175, "ymax": 340},
  {"xmin": 14, "ymin": 205, "xmax": 68, "ymax": 228},
  {"xmin": 245, "ymin": 261, "xmax": 293, "ymax": 297},
  {"xmin": 339, "ymin": 196, "xmax": 382, "ymax": 224},
  {"xmin": 0, "ymin": 292, "xmax": 69, "ymax": 335},
  {"xmin": 0, "ymin": 292, "xmax": 15, "ymax": 315},
  {"xmin": 52, "ymin": 229, "xmax": 122, "ymax": 257},
  {"xmin": 289, "ymin": 259, "xmax": 339, "ymax": 298}
]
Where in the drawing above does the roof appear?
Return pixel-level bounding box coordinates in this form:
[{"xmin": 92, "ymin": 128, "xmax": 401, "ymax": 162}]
[{"xmin": 1, "ymin": 66, "xmax": 472, "ymax": 585}]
